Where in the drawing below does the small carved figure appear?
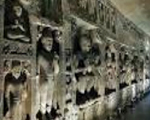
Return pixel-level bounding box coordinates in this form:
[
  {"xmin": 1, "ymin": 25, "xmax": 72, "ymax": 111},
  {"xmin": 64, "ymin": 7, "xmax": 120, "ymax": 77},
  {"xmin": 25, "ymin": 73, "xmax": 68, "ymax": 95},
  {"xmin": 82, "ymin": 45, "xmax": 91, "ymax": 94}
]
[
  {"xmin": 4, "ymin": 0, "xmax": 30, "ymax": 42},
  {"xmin": 105, "ymin": 45, "xmax": 117, "ymax": 91},
  {"xmin": 4, "ymin": 60, "xmax": 11, "ymax": 72}
]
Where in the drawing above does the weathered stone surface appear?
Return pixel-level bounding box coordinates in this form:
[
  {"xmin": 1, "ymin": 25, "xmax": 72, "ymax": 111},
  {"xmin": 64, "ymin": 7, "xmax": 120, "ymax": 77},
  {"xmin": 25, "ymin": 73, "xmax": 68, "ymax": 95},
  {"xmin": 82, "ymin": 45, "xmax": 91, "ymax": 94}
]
[{"xmin": 0, "ymin": 0, "xmax": 150, "ymax": 120}]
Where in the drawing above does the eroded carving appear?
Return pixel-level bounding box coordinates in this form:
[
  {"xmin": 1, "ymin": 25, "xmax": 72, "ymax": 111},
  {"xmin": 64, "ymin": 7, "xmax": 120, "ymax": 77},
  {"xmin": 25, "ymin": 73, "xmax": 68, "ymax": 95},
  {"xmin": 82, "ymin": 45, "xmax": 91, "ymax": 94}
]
[
  {"xmin": 105, "ymin": 44, "xmax": 117, "ymax": 95},
  {"xmin": 70, "ymin": 26, "xmax": 104, "ymax": 108},
  {"xmin": 73, "ymin": 28, "xmax": 101, "ymax": 72},
  {"xmin": 2, "ymin": 42, "xmax": 33, "ymax": 56}
]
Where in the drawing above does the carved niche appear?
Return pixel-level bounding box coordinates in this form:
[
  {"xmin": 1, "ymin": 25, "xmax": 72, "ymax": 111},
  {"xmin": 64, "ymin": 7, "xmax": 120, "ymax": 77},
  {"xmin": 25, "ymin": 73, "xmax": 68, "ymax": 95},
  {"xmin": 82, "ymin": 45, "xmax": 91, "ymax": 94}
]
[
  {"xmin": 72, "ymin": 27, "xmax": 101, "ymax": 71},
  {"xmin": 3, "ymin": 60, "xmax": 31, "ymax": 120},
  {"xmin": 70, "ymin": 21, "xmax": 104, "ymax": 107},
  {"xmin": 104, "ymin": 43, "xmax": 118, "ymax": 95},
  {"xmin": 118, "ymin": 47, "xmax": 132, "ymax": 89},
  {"xmin": 1, "ymin": 0, "xmax": 34, "ymax": 58},
  {"xmin": 4, "ymin": 0, "xmax": 31, "ymax": 43}
]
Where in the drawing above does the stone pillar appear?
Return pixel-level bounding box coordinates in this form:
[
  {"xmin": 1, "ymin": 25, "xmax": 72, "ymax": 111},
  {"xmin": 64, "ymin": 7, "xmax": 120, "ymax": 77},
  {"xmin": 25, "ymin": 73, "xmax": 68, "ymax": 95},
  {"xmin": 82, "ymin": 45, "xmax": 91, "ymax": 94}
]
[
  {"xmin": 30, "ymin": 24, "xmax": 38, "ymax": 120},
  {"xmin": 0, "ymin": 0, "xmax": 4, "ymax": 119}
]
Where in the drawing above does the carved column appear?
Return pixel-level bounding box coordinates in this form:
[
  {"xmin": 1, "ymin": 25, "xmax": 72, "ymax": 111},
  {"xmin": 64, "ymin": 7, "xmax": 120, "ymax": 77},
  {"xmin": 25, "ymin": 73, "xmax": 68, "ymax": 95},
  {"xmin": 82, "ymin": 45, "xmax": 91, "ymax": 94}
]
[{"xmin": 30, "ymin": 24, "xmax": 38, "ymax": 120}]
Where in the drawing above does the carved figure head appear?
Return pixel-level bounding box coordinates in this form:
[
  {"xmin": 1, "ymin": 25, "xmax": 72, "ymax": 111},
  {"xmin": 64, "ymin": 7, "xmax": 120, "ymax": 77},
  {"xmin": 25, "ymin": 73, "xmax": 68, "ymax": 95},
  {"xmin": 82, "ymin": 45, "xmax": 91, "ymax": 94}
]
[
  {"xmin": 13, "ymin": 5, "xmax": 22, "ymax": 17},
  {"xmin": 79, "ymin": 34, "xmax": 92, "ymax": 52},
  {"xmin": 4, "ymin": 60, "xmax": 11, "ymax": 72},
  {"xmin": 41, "ymin": 36, "xmax": 53, "ymax": 52},
  {"xmin": 53, "ymin": 30, "xmax": 62, "ymax": 43},
  {"xmin": 41, "ymin": 28, "xmax": 53, "ymax": 52},
  {"xmin": 11, "ymin": 61, "xmax": 22, "ymax": 79}
]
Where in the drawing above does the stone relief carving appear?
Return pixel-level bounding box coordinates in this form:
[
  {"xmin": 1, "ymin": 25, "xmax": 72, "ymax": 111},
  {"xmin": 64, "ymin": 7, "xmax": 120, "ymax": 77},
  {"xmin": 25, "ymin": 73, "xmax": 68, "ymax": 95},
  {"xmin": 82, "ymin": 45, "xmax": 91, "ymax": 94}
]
[
  {"xmin": 63, "ymin": 75, "xmax": 78, "ymax": 120},
  {"xmin": 133, "ymin": 56, "xmax": 144, "ymax": 83},
  {"xmin": 145, "ymin": 55, "xmax": 150, "ymax": 80},
  {"xmin": 111, "ymin": 9, "xmax": 116, "ymax": 34},
  {"xmin": 105, "ymin": 44, "xmax": 118, "ymax": 94},
  {"xmin": 4, "ymin": 0, "xmax": 30, "ymax": 43},
  {"xmin": 2, "ymin": 42, "xmax": 33, "ymax": 56},
  {"xmin": 118, "ymin": 47, "xmax": 133, "ymax": 89},
  {"xmin": 3, "ymin": 60, "xmax": 11, "ymax": 72},
  {"xmin": 70, "ymin": 25, "xmax": 105, "ymax": 108},
  {"xmin": 0, "ymin": 0, "xmax": 150, "ymax": 120},
  {"xmin": 98, "ymin": 1, "xmax": 105, "ymax": 24},
  {"xmin": 73, "ymin": 27, "xmax": 101, "ymax": 72},
  {"xmin": 3, "ymin": 60, "xmax": 30, "ymax": 120},
  {"xmin": 36, "ymin": 27, "xmax": 62, "ymax": 120}
]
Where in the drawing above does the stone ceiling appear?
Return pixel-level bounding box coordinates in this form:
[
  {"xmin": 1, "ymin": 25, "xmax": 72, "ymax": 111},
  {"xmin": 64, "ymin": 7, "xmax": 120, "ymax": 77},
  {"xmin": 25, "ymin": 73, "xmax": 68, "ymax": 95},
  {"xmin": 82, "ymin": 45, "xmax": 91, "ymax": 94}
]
[{"xmin": 110, "ymin": 0, "xmax": 150, "ymax": 35}]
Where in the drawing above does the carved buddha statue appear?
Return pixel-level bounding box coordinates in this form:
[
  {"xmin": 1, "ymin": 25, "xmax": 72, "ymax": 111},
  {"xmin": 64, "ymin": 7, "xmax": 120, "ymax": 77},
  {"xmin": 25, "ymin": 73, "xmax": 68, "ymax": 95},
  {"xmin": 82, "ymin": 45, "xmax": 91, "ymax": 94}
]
[{"xmin": 4, "ymin": 0, "xmax": 30, "ymax": 42}]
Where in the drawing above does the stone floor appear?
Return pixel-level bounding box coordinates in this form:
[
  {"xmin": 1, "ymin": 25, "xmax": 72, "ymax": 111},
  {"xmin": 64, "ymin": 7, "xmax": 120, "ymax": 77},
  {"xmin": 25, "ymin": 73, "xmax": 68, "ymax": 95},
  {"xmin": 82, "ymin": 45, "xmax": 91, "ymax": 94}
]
[{"xmin": 118, "ymin": 93, "xmax": 150, "ymax": 120}]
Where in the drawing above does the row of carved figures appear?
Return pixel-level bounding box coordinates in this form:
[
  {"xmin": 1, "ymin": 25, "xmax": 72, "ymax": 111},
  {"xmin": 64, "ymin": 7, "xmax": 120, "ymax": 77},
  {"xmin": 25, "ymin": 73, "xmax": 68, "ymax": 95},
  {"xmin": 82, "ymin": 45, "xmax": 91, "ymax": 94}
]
[{"xmin": 1, "ymin": 0, "xmax": 150, "ymax": 120}]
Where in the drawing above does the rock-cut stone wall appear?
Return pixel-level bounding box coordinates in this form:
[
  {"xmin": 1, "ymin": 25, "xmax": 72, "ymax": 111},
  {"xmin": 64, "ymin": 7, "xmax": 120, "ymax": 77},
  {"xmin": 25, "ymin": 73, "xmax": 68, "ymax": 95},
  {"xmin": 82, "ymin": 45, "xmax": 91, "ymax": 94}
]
[{"xmin": 0, "ymin": 0, "xmax": 150, "ymax": 120}]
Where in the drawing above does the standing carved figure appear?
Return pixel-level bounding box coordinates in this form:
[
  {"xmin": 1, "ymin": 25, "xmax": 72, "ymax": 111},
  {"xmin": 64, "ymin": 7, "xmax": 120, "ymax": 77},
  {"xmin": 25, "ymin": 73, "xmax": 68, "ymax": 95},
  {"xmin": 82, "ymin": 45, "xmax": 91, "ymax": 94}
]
[
  {"xmin": 37, "ymin": 27, "xmax": 60, "ymax": 120},
  {"xmin": 4, "ymin": 62, "xmax": 28, "ymax": 120}
]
